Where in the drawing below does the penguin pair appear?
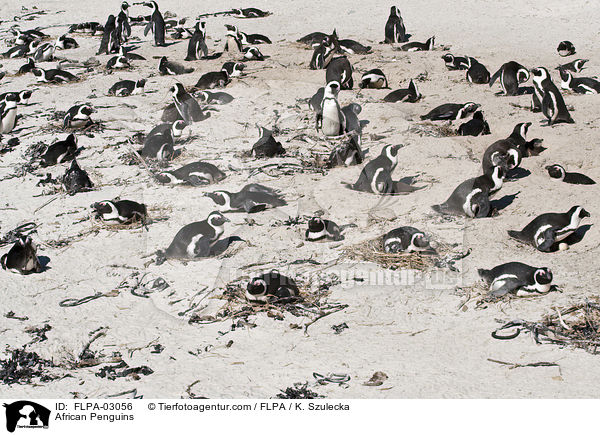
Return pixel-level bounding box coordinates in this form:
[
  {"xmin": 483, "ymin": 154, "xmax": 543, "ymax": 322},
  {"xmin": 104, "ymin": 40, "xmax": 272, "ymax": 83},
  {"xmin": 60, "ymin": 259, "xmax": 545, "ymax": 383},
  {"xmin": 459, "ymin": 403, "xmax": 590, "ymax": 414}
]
[
  {"xmin": 478, "ymin": 263, "xmax": 553, "ymax": 297},
  {"xmin": 558, "ymin": 68, "xmax": 600, "ymax": 94},
  {"xmin": 246, "ymin": 271, "xmax": 298, "ymax": 302},
  {"xmin": 384, "ymin": 6, "xmax": 407, "ymax": 43},
  {"xmin": 400, "ymin": 36, "xmax": 434, "ymax": 52},
  {"xmin": 32, "ymin": 68, "xmax": 77, "ymax": 84},
  {"xmin": 251, "ymin": 126, "xmax": 285, "ymax": 158},
  {"xmin": 545, "ymin": 164, "xmax": 595, "ymax": 185},
  {"xmin": 457, "ymin": 111, "xmax": 490, "ymax": 136},
  {"xmin": 531, "ymin": 67, "xmax": 574, "ymax": 125},
  {"xmin": 92, "ymin": 200, "xmax": 147, "ymax": 224},
  {"xmin": 1, "ymin": 236, "xmax": 43, "ymax": 275},
  {"xmin": 432, "ymin": 165, "xmax": 505, "ymax": 218},
  {"xmin": 40, "ymin": 134, "xmax": 78, "ymax": 166},
  {"xmin": 63, "ymin": 159, "xmax": 93, "ymax": 194},
  {"xmin": 64, "ymin": 104, "xmax": 94, "ymax": 129},
  {"xmin": 465, "ymin": 57, "xmax": 490, "ymax": 84},
  {"xmin": 158, "ymin": 211, "xmax": 229, "ymax": 262},
  {"xmin": 158, "ymin": 56, "xmax": 194, "ymax": 75},
  {"xmin": 305, "ymin": 217, "xmax": 344, "ymax": 241},
  {"xmin": 185, "ymin": 22, "xmax": 208, "ymax": 60},
  {"xmin": 383, "ymin": 226, "xmax": 431, "ymax": 253},
  {"xmin": 441, "ymin": 54, "xmax": 469, "ymax": 70},
  {"xmin": 143, "ymin": 1, "xmax": 166, "ymax": 46},
  {"xmin": 508, "ymin": 206, "xmax": 589, "ymax": 252},
  {"xmin": 344, "ymin": 144, "xmax": 422, "ymax": 195},
  {"xmin": 0, "ymin": 93, "xmax": 18, "ymax": 134},
  {"xmin": 489, "ymin": 61, "xmax": 529, "ymax": 96},
  {"xmin": 204, "ymin": 184, "xmax": 286, "ymax": 213},
  {"xmin": 383, "ymin": 79, "xmax": 421, "ymax": 103},
  {"xmin": 421, "ymin": 102, "xmax": 479, "ymax": 121},
  {"xmin": 155, "ymin": 161, "xmax": 226, "ymax": 186},
  {"xmin": 359, "ymin": 69, "xmax": 388, "ymax": 89},
  {"xmin": 108, "ymin": 79, "xmax": 146, "ymax": 96}
]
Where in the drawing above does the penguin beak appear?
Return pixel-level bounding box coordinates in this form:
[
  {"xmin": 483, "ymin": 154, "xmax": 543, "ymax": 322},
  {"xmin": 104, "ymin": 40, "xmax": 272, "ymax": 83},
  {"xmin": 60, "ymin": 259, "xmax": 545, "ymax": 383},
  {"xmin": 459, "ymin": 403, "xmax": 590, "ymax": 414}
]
[
  {"xmin": 582, "ymin": 209, "xmax": 590, "ymax": 218},
  {"xmin": 222, "ymin": 216, "xmax": 231, "ymax": 222}
]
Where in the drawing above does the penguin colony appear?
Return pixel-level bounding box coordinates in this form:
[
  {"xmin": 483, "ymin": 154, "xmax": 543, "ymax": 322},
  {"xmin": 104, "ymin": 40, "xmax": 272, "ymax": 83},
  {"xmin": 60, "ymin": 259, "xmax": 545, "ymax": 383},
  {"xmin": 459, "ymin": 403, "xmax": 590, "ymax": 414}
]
[{"xmin": 0, "ymin": 4, "xmax": 597, "ymax": 366}]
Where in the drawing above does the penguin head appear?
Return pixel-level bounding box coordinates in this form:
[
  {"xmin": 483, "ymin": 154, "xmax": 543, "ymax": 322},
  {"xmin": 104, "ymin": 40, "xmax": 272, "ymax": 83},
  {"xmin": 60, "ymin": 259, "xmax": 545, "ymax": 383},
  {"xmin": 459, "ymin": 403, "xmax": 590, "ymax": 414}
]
[
  {"xmin": 204, "ymin": 191, "xmax": 231, "ymax": 210},
  {"xmin": 531, "ymin": 67, "xmax": 550, "ymax": 84},
  {"xmin": 18, "ymin": 90, "xmax": 32, "ymax": 104},
  {"xmin": 307, "ymin": 217, "xmax": 325, "ymax": 232},
  {"xmin": 575, "ymin": 59, "xmax": 588, "ymax": 71},
  {"xmin": 91, "ymin": 201, "xmax": 113, "ymax": 216},
  {"xmin": 197, "ymin": 91, "xmax": 210, "ymax": 103},
  {"xmin": 491, "ymin": 164, "xmax": 506, "ymax": 182},
  {"xmin": 121, "ymin": 1, "xmax": 130, "ymax": 11},
  {"xmin": 471, "ymin": 192, "xmax": 490, "ymax": 218},
  {"xmin": 462, "ymin": 102, "xmax": 480, "ymax": 115},
  {"xmin": 246, "ymin": 277, "xmax": 268, "ymax": 300},
  {"xmin": 171, "ymin": 120, "xmax": 187, "ymax": 137},
  {"xmin": 557, "ymin": 67, "xmax": 570, "ymax": 82},
  {"xmin": 557, "ymin": 40, "xmax": 575, "ymax": 56},
  {"xmin": 324, "ymin": 81, "xmax": 341, "ymax": 97},
  {"xmin": 79, "ymin": 105, "xmax": 95, "ymax": 116},
  {"xmin": 442, "ymin": 54, "xmax": 454, "ymax": 63},
  {"xmin": 207, "ymin": 211, "xmax": 230, "ymax": 227},
  {"xmin": 545, "ymin": 164, "xmax": 566, "ymax": 180},
  {"xmin": 224, "ymin": 24, "xmax": 238, "ymax": 35},
  {"xmin": 570, "ymin": 205, "xmax": 590, "ymax": 220},
  {"xmin": 408, "ymin": 79, "xmax": 421, "ymax": 100},
  {"xmin": 513, "ymin": 122, "xmax": 531, "ymax": 141},
  {"xmin": 517, "ymin": 68, "xmax": 530, "ymax": 83},
  {"xmin": 3, "ymin": 93, "xmax": 18, "ymax": 109},
  {"xmin": 135, "ymin": 79, "xmax": 147, "ymax": 88},
  {"xmin": 31, "ymin": 67, "xmax": 44, "ymax": 78},
  {"xmin": 383, "ymin": 144, "xmax": 402, "ymax": 163},
  {"xmin": 169, "ymin": 82, "xmax": 185, "ymax": 98},
  {"xmin": 534, "ymin": 268, "xmax": 553, "ymax": 285},
  {"xmin": 410, "ymin": 232, "xmax": 430, "ymax": 251}
]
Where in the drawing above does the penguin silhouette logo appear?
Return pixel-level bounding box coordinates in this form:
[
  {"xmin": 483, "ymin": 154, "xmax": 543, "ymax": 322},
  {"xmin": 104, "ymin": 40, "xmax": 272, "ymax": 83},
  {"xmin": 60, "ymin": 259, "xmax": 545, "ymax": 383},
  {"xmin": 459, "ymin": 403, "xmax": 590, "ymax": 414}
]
[{"xmin": 3, "ymin": 401, "xmax": 50, "ymax": 432}]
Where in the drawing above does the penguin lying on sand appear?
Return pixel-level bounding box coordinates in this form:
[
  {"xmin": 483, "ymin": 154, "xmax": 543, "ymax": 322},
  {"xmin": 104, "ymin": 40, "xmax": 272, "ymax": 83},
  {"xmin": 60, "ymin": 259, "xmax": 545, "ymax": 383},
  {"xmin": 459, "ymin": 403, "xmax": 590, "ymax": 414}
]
[
  {"xmin": 204, "ymin": 184, "xmax": 286, "ymax": 213},
  {"xmin": 383, "ymin": 226, "xmax": 432, "ymax": 253},
  {"xmin": 421, "ymin": 102, "xmax": 479, "ymax": 121},
  {"xmin": 251, "ymin": 126, "xmax": 285, "ymax": 157},
  {"xmin": 478, "ymin": 262, "xmax": 553, "ymax": 297},
  {"xmin": 246, "ymin": 271, "xmax": 298, "ymax": 301},
  {"xmin": 545, "ymin": 164, "xmax": 595, "ymax": 185},
  {"xmin": 92, "ymin": 200, "xmax": 147, "ymax": 224},
  {"xmin": 305, "ymin": 217, "xmax": 345, "ymax": 241},
  {"xmin": 156, "ymin": 161, "xmax": 226, "ymax": 186},
  {"xmin": 383, "ymin": 79, "xmax": 421, "ymax": 103}
]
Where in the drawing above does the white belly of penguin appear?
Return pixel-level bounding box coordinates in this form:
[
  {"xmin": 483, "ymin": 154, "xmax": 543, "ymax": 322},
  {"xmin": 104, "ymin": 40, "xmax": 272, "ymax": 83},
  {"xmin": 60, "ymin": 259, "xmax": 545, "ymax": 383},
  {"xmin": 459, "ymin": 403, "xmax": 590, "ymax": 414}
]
[
  {"xmin": 463, "ymin": 188, "xmax": 482, "ymax": 217},
  {"xmin": 1, "ymin": 109, "xmax": 17, "ymax": 133},
  {"xmin": 521, "ymin": 282, "xmax": 552, "ymax": 294},
  {"xmin": 490, "ymin": 274, "xmax": 518, "ymax": 292},
  {"xmin": 321, "ymin": 100, "xmax": 342, "ymax": 136}
]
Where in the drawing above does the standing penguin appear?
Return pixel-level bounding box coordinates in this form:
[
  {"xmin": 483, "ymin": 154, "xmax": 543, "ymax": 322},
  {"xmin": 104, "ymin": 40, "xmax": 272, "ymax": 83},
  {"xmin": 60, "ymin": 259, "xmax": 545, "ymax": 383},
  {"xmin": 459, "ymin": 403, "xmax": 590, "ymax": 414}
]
[
  {"xmin": 98, "ymin": 15, "xmax": 119, "ymax": 55},
  {"xmin": 531, "ymin": 67, "xmax": 574, "ymax": 125},
  {"xmin": 318, "ymin": 81, "xmax": 346, "ymax": 136},
  {"xmin": 310, "ymin": 35, "xmax": 337, "ymax": 70},
  {"xmin": 508, "ymin": 206, "xmax": 589, "ymax": 252},
  {"xmin": 116, "ymin": 1, "xmax": 131, "ymax": 43},
  {"xmin": 489, "ymin": 61, "xmax": 529, "ymax": 96},
  {"xmin": 185, "ymin": 22, "xmax": 208, "ymax": 60},
  {"xmin": 343, "ymin": 144, "xmax": 401, "ymax": 193},
  {"xmin": 1, "ymin": 236, "xmax": 42, "ymax": 275},
  {"xmin": 326, "ymin": 56, "xmax": 353, "ymax": 90},
  {"xmin": 0, "ymin": 93, "xmax": 18, "ymax": 134},
  {"xmin": 144, "ymin": 1, "xmax": 166, "ymax": 46},
  {"xmin": 170, "ymin": 83, "xmax": 206, "ymax": 124},
  {"xmin": 384, "ymin": 6, "xmax": 407, "ymax": 43}
]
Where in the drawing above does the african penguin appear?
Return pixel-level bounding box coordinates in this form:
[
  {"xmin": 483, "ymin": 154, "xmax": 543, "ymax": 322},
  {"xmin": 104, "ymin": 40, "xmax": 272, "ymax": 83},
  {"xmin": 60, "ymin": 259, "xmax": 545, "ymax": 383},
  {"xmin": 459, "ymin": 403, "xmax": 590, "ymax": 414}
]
[
  {"xmin": 545, "ymin": 164, "xmax": 595, "ymax": 185},
  {"xmin": 185, "ymin": 21, "xmax": 208, "ymax": 60},
  {"xmin": 384, "ymin": 6, "xmax": 407, "ymax": 43},
  {"xmin": 558, "ymin": 68, "xmax": 600, "ymax": 94},
  {"xmin": 326, "ymin": 56, "xmax": 353, "ymax": 90},
  {"xmin": 383, "ymin": 79, "xmax": 421, "ymax": 103},
  {"xmin": 204, "ymin": 184, "xmax": 286, "ymax": 213},
  {"xmin": 140, "ymin": 128, "xmax": 175, "ymax": 160},
  {"xmin": 106, "ymin": 55, "xmax": 130, "ymax": 69},
  {"xmin": 63, "ymin": 104, "xmax": 94, "ymax": 129},
  {"xmin": 246, "ymin": 271, "xmax": 298, "ymax": 301},
  {"xmin": 0, "ymin": 90, "xmax": 32, "ymax": 106},
  {"xmin": 359, "ymin": 69, "xmax": 388, "ymax": 89},
  {"xmin": 343, "ymin": 144, "xmax": 401, "ymax": 193},
  {"xmin": 18, "ymin": 57, "xmax": 36, "ymax": 74},
  {"xmin": 507, "ymin": 206, "xmax": 590, "ymax": 252},
  {"xmin": 557, "ymin": 41, "xmax": 575, "ymax": 57},
  {"xmin": 1, "ymin": 236, "xmax": 42, "ymax": 275},
  {"xmin": 242, "ymin": 46, "xmax": 265, "ymax": 61},
  {"xmin": 465, "ymin": 57, "xmax": 490, "ymax": 84},
  {"xmin": 421, "ymin": 102, "xmax": 479, "ymax": 121},
  {"xmin": 92, "ymin": 200, "xmax": 147, "ymax": 224},
  {"xmin": 489, "ymin": 61, "xmax": 529, "ymax": 96},
  {"xmin": 318, "ymin": 81, "xmax": 346, "ymax": 136},
  {"xmin": 531, "ymin": 67, "xmax": 574, "ymax": 125},
  {"xmin": 383, "ymin": 226, "xmax": 431, "ymax": 253},
  {"xmin": 327, "ymin": 135, "xmax": 363, "ymax": 167},
  {"xmin": 195, "ymin": 70, "xmax": 230, "ymax": 89},
  {"xmin": 230, "ymin": 8, "xmax": 271, "ymax": 18},
  {"xmin": 197, "ymin": 90, "xmax": 234, "ymax": 105},
  {"xmin": 441, "ymin": 54, "xmax": 469, "ymax": 70},
  {"xmin": 143, "ymin": 1, "xmax": 166, "ymax": 46},
  {"xmin": 40, "ymin": 134, "xmax": 78, "ymax": 166},
  {"xmin": 0, "ymin": 93, "xmax": 18, "ymax": 134},
  {"xmin": 310, "ymin": 36, "xmax": 337, "ymax": 70},
  {"xmin": 170, "ymin": 82, "xmax": 206, "ymax": 124},
  {"xmin": 159, "ymin": 56, "xmax": 194, "ymax": 75},
  {"xmin": 155, "ymin": 161, "xmax": 226, "ymax": 186},
  {"xmin": 98, "ymin": 15, "xmax": 119, "ymax": 55},
  {"xmin": 108, "ymin": 78, "xmax": 146, "ymax": 96},
  {"xmin": 116, "ymin": 1, "xmax": 132, "ymax": 43},
  {"xmin": 339, "ymin": 39, "xmax": 371, "ymax": 55},
  {"xmin": 305, "ymin": 217, "xmax": 344, "ymax": 241},
  {"xmin": 146, "ymin": 120, "xmax": 187, "ymax": 139},
  {"xmin": 478, "ymin": 262, "xmax": 553, "ymax": 297},
  {"xmin": 400, "ymin": 36, "xmax": 434, "ymax": 52},
  {"xmin": 251, "ymin": 126, "xmax": 285, "ymax": 157},
  {"xmin": 32, "ymin": 67, "xmax": 77, "ymax": 83},
  {"xmin": 556, "ymin": 59, "xmax": 588, "ymax": 73},
  {"xmin": 62, "ymin": 159, "xmax": 93, "ymax": 194},
  {"xmin": 457, "ymin": 111, "xmax": 490, "ymax": 136}
]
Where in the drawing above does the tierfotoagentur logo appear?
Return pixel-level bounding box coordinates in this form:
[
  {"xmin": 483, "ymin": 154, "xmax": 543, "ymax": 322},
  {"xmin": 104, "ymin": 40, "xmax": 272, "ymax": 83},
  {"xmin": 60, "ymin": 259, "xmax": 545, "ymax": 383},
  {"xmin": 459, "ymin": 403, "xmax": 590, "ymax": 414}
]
[{"xmin": 3, "ymin": 401, "xmax": 50, "ymax": 433}]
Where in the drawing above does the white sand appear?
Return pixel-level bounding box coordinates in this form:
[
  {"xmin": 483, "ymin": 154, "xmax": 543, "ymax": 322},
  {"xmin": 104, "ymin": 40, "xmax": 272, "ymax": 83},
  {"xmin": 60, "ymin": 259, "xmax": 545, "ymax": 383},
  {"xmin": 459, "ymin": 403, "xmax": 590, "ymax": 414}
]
[{"xmin": 1, "ymin": 0, "xmax": 599, "ymax": 398}]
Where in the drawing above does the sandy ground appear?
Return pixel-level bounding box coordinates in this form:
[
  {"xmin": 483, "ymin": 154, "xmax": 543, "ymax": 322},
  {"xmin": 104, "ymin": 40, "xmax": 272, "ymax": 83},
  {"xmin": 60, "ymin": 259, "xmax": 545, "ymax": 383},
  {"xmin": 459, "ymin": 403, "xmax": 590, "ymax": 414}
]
[{"xmin": 1, "ymin": 0, "xmax": 600, "ymax": 398}]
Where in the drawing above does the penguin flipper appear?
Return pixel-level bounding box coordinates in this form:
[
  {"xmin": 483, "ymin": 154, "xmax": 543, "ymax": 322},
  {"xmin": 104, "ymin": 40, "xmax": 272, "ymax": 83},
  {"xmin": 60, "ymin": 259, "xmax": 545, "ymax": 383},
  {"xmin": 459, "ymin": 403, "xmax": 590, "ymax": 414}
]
[
  {"xmin": 489, "ymin": 277, "xmax": 522, "ymax": 297},
  {"xmin": 431, "ymin": 203, "xmax": 450, "ymax": 215},
  {"xmin": 507, "ymin": 230, "xmax": 528, "ymax": 243},
  {"xmin": 489, "ymin": 68, "xmax": 501, "ymax": 87},
  {"xmin": 193, "ymin": 236, "xmax": 212, "ymax": 257},
  {"xmin": 536, "ymin": 228, "xmax": 557, "ymax": 252},
  {"xmin": 144, "ymin": 22, "xmax": 151, "ymax": 37}
]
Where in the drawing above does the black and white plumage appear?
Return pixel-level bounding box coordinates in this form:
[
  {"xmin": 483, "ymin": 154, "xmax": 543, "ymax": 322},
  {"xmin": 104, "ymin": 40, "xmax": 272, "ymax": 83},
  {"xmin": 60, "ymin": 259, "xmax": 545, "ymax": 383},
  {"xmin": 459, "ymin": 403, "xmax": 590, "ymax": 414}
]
[
  {"xmin": 204, "ymin": 184, "xmax": 286, "ymax": 213},
  {"xmin": 508, "ymin": 206, "xmax": 590, "ymax": 252},
  {"xmin": 159, "ymin": 56, "xmax": 194, "ymax": 75},
  {"xmin": 478, "ymin": 263, "xmax": 553, "ymax": 297},
  {"xmin": 118, "ymin": 45, "xmax": 146, "ymax": 61},
  {"xmin": 305, "ymin": 217, "xmax": 344, "ymax": 241},
  {"xmin": 116, "ymin": 1, "xmax": 132, "ymax": 43},
  {"xmin": 160, "ymin": 212, "xmax": 230, "ymax": 260},
  {"xmin": 1, "ymin": 236, "xmax": 42, "ymax": 275},
  {"xmin": 420, "ymin": 102, "xmax": 479, "ymax": 121},
  {"xmin": 400, "ymin": 36, "xmax": 434, "ymax": 52},
  {"xmin": 146, "ymin": 120, "xmax": 187, "ymax": 140},
  {"xmin": 140, "ymin": 128, "xmax": 175, "ymax": 160},
  {"xmin": 327, "ymin": 135, "xmax": 363, "ymax": 168},
  {"xmin": 98, "ymin": 15, "xmax": 120, "ymax": 55},
  {"xmin": 531, "ymin": 67, "xmax": 574, "ymax": 125},
  {"xmin": 242, "ymin": 46, "xmax": 265, "ymax": 61},
  {"xmin": 384, "ymin": 6, "xmax": 407, "ymax": 43},
  {"xmin": 383, "ymin": 79, "xmax": 421, "ymax": 103},
  {"xmin": 69, "ymin": 22, "xmax": 103, "ymax": 35},
  {"xmin": 33, "ymin": 42, "xmax": 55, "ymax": 62},
  {"xmin": 32, "ymin": 67, "xmax": 77, "ymax": 84},
  {"xmin": 457, "ymin": 111, "xmax": 490, "ymax": 136},
  {"xmin": 106, "ymin": 55, "xmax": 130, "ymax": 69},
  {"xmin": 246, "ymin": 271, "xmax": 298, "ymax": 301},
  {"xmin": 339, "ymin": 39, "xmax": 371, "ymax": 55},
  {"xmin": 18, "ymin": 57, "xmax": 36, "ymax": 74},
  {"xmin": 143, "ymin": 1, "xmax": 166, "ymax": 46},
  {"xmin": 557, "ymin": 41, "xmax": 575, "ymax": 57},
  {"xmin": 195, "ymin": 70, "xmax": 230, "ymax": 89},
  {"xmin": 481, "ymin": 122, "xmax": 542, "ymax": 174},
  {"xmin": 309, "ymin": 36, "xmax": 337, "ymax": 70},
  {"xmin": 40, "ymin": 134, "xmax": 78, "ymax": 166},
  {"xmin": 251, "ymin": 126, "xmax": 285, "ymax": 158},
  {"xmin": 63, "ymin": 104, "xmax": 94, "ymax": 129},
  {"xmin": 441, "ymin": 54, "xmax": 469, "ymax": 70},
  {"xmin": 155, "ymin": 161, "xmax": 226, "ymax": 185},
  {"xmin": 297, "ymin": 31, "xmax": 328, "ymax": 47},
  {"xmin": 108, "ymin": 78, "xmax": 146, "ymax": 96},
  {"xmin": 92, "ymin": 200, "xmax": 147, "ymax": 224},
  {"xmin": 545, "ymin": 164, "xmax": 595, "ymax": 185},
  {"xmin": 0, "ymin": 93, "xmax": 18, "ymax": 134},
  {"xmin": 341, "ymin": 103, "xmax": 363, "ymax": 139},
  {"xmin": 556, "ymin": 59, "xmax": 588, "ymax": 73},
  {"xmin": 185, "ymin": 21, "xmax": 208, "ymax": 60},
  {"xmin": 465, "ymin": 57, "xmax": 490, "ymax": 84},
  {"xmin": 326, "ymin": 56, "xmax": 353, "ymax": 90},
  {"xmin": 197, "ymin": 90, "xmax": 234, "ymax": 105},
  {"xmin": 558, "ymin": 68, "xmax": 600, "ymax": 94},
  {"xmin": 318, "ymin": 81, "xmax": 346, "ymax": 136},
  {"xmin": 383, "ymin": 226, "xmax": 431, "ymax": 253},
  {"xmin": 169, "ymin": 82, "xmax": 206, "ymax": 124},
  {"xmin": 56, "ymin": 34, "xmax": 79, "ymax": 50},
  {"xmin": 221, "ymin": 61, "xmax": 246, "ymax": 77},
  {"xmin": 359, "ymin": 69, "xmax": 388, "ymax": 89},
  {"xmin": 62, "ymin": 159, "xmax": 93, "ymax": 194},
  {"xmin": 489, "ymin": 61, "xmax": 529, "ymax": 96},
  {"xmin": 0, "ymin": 90, "xmax": 32, "ymax": 106},
  {"xmin": 230, "ymin": 8, "xmax": 271, "ymax": 18}
]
